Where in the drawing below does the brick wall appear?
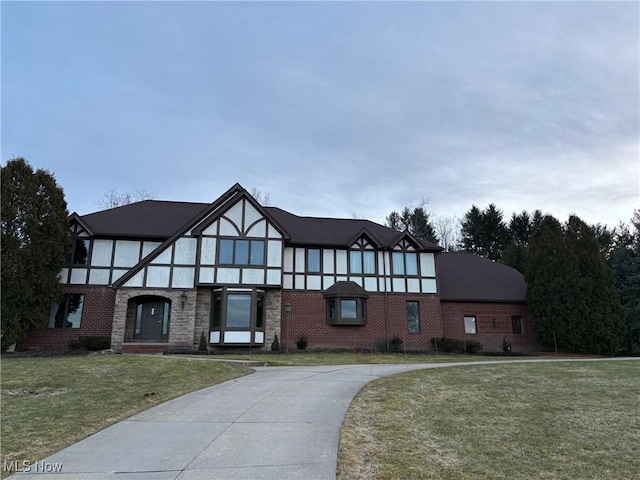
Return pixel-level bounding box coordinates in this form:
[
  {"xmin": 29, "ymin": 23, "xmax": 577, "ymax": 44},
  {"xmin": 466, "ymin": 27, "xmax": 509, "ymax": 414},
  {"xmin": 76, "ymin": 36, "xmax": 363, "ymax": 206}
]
[
  {"xmin": 440, "ymin": 301, "xmax": 541, "ymax": 352},
  {"xmin": 281, "ymin": 291, "xmax": 443, "ymax": 352},
  {"xmin": 17, "ymin": 286, "xmax": 116, "ymax": 352}
]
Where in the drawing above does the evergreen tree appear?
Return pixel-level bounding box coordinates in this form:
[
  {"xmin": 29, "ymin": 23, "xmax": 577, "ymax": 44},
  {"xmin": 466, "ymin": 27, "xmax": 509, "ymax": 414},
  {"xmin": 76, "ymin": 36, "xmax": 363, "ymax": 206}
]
[
  {"xmin": 564, "ymin": 216, "xmax": 625, "ymax": 354},
  {"xmin": 386, "ymin": 204, "xmax": 438, "ymax": 244},
  {"xmin": 610, "ymin": 211, "xmax": 640, "ymax": 355},
  {"xmin": 526, "ymin": 215, "xmax": 580, "ymax": 351},
  {"xmin": 460, "ymin": 204, "xmax": 510, "ymax": 261},
  {"xmin": 1, "ymin": 158, "xmax": 69, "ymax": 349},
  {"xmin": 527, "ymin": 214, "xmax": 626, "ymax": 355},
  {"xmin": 503, "ymin": 209, "xmax": 543, "ymax": 273}
]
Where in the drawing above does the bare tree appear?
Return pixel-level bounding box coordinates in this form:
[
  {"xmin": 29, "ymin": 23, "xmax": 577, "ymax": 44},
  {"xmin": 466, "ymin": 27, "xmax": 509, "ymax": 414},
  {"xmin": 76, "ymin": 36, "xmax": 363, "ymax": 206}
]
[
  {"xmin": 433, "ymin": 214, "xmax": 461, "ymax": 251},
  {"xmin": 250, "ymin": 187, "xmax": 271, "ymax": 206},
  {"xmin": 98, "ymin": 189, "xmax": 156, "ymax": 209}
]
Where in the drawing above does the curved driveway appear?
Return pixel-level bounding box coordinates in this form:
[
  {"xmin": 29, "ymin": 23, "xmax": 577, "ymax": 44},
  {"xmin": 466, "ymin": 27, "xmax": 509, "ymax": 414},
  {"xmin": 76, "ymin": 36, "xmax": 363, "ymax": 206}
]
[{"xmin": 16, "ymin": 358, "xmax": 631, "ymax": 479}]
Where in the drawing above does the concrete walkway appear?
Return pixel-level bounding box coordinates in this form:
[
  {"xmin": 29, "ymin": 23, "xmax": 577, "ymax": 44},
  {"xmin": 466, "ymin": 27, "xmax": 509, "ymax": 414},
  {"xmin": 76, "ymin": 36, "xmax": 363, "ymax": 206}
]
[{"xmin": 15, "ymin": 358, "xmax": 634, "ymax": 479}]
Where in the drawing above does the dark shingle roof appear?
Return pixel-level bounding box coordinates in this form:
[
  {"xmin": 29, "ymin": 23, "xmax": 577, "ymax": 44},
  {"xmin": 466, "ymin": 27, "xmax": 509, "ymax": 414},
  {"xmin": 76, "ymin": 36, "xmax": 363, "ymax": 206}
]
[
  {"xmin": 76, "ymin": 199, "xmax": 442, "ymax": 251},
  {"xmin": 264, "ymin": 207, "xmax": 441, "ymax": 251},
  {"xmin": 437, "ymin": 253, "xmax": 526, "ymax": 303},
  {"xmin": 80, "ymin": 201, "xmax": 210, "ymax": 238}
]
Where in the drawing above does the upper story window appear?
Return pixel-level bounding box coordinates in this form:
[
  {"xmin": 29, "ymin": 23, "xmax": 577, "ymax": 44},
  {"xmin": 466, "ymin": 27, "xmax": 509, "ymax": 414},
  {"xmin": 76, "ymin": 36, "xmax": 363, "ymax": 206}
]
[
  {"xmin": 308, "ymin": 249, "xmax": 321, "ymax": 273},
  {"xmin": 392, "ymin": 251, "xmax": 418, "ymax": 275},
  {"xmin": 349, "ymin": 250, "xmax": 376, "ymax": 274},
  {"xmin": 67, "ymin": 238, "xmax": 90, "ymax": 265},
  {"xmin": 219, "ymin": 239, "xmax": 265, "ymax": 266}
]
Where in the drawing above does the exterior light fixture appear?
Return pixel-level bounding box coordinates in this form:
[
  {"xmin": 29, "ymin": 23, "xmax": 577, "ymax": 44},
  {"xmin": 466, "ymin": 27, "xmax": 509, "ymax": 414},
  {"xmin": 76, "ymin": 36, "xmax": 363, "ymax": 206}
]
[{"xmin": 492, "ymin": 317, "xmax": 498, "ymax": 327}]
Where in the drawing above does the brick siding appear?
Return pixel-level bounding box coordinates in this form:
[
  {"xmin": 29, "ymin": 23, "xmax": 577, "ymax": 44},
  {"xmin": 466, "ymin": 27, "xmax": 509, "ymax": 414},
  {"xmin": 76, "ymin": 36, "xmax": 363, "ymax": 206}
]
[
  {"xmin": 440, "ymin": 301, "xmax": 541, "ymax": 353},
  {"xmin": 17, "ymin": 286, "xmax": 116, "ymax": 352}
]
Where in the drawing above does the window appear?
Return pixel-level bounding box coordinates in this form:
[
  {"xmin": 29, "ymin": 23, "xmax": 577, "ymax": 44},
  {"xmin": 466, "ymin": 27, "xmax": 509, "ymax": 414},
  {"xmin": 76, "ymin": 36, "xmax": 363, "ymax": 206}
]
[
  {"xmin": 464, "ymin": 315, "xmax": 477, "ymax": 335},
  {"xmin": 326, "ymin": 298, "xmax": 367, "ymax": 325},
  {"xmin": 324, "ymin": 281, "xmax": 369, "ymax": 326},
  {"xmin": 511, "ymin": 316, "xmax": 523, "ymax": 334},
  {"xmin": 392, "ymin": 251, "xmax": 417, "ymax": 275},
  {"xmin": 350, "ymin": 250, "xmax": 375, "ymax": 274},
  {"xmin": 218, "ymin": 239, "xmax": 265, "ymax": 266},
  {"xmin": 308, "ymin": 249, "xmax": 321, "ymax": 273},
  {"xmin": 48, "ymin": 294, "xmax": 84, "ymax": 328},
  {"xmin": 67, "ymin": 239, "xmax": 90, "ymax": 265},
  {"xmin": 210, "ymin": 288, "xmax": 266, "ymax": 344},
  {"xmin": 406, "ymin": 301, "xmax": 420, "ymax": 333}
]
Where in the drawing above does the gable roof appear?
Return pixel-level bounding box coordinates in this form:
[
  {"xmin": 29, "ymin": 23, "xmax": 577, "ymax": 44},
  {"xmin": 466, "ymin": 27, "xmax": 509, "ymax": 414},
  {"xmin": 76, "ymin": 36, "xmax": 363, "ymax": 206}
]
[
  {"xmin": 73, "ymin": 188, "xmax": 442, "ymax": 251},
  {"xmin": 437, "ymin": 253, "xmax": 526, "ymax": 303}
]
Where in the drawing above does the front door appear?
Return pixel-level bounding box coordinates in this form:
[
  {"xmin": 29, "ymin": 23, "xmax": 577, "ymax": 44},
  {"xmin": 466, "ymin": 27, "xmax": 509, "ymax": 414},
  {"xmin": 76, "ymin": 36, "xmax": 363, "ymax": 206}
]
[{"xmin": 134, "ymin": 300, "xmax": 170, "ymax": 341}]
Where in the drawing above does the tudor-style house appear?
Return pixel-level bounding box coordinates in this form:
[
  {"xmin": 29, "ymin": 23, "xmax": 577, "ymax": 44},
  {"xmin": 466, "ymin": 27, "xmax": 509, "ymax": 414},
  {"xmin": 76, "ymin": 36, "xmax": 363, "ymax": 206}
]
[{"xmin": 19, "ymin": 184, "xmax": 540, "ymax": 354}]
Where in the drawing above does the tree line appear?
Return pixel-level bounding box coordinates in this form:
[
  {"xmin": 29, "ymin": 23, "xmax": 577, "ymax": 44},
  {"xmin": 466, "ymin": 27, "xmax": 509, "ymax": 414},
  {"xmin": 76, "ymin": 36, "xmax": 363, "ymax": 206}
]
[{"xmin": 387, "ymin": 203, "xmax": 639, "ymax": 355}]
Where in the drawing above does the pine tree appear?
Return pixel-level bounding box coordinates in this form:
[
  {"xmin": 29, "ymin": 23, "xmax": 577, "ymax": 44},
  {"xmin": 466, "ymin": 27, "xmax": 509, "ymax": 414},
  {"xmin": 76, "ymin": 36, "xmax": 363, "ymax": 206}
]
[
  {"xmin": 460, "ymin": 204, "xmax": 510, "ymax": 261},
  {"xmin": 526, "ymin": 215, "xmax": 580, "ymax": 351},
  {"xmin": 1, "ymin": 158, "xmax": 69, "ymax": 349}
]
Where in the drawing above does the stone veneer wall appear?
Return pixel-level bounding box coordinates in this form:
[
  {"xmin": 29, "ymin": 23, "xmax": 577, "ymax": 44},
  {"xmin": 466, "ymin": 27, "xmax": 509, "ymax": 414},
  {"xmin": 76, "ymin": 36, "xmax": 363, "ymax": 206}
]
[{"xmin": 112, "ymin": 289, "xmax": 197, "ymax": 351}]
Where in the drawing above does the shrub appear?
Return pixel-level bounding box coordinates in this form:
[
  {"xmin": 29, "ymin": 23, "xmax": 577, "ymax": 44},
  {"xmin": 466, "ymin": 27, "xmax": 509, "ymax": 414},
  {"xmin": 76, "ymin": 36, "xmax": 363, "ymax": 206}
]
[
  {"xmin": 389, "ymin": 335, "xmax": 403, "ymax": 352},
  {"xmin": 296, "ymin": 336, "xmax": 308, "ymax": 351},
  {"xmin": 271, "ymin": 333, "xmax": 280, "ymax": 352},
  {"xmin": 430, "ymin": 337, "xmax": 483, "ymax": 354},
  {"xmin": 69, "ymin": 336, "xmax": 111, "ymax": 352},
  {"xmin": 198, "ymin": 331, "xmax": 208, "ymax": 351}
]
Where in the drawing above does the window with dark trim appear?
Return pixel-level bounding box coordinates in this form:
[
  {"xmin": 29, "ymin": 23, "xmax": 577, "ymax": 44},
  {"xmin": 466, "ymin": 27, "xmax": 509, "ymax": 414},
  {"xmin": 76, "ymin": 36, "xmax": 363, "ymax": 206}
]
[
  {"xmin": 392, "ymin": 251, "xmax": 417, "ymax": 275},
  {"xmin": 210, "ymin": 288, "xmax": 266, "ymax": 344},
  {"xmin": 308, "ymin": 249, "xmax": 321, "ymax": 273},
  {"xmin": 511, "ymin": 316, "xmax": 523, "ymax": 334},
  {"xmin": 67, "ymin": 238, "xmax": 90, "ymax": 265},
  {"xmin": 324, "ymin": 281, "xmax": 369, "ymax": 326},
  {"xmin": 406, "ymin": 301, "xmax": 420, "ymax": 333},
  {"xmin": 218, "ymin": 239, "xmax": 265, "ymax": 266},
  {"xmin": 349, "ymin": 250, "xmax": 375, "ymax": 274},
  {"xmin": 48, "ymin": 294, "xmax": 84, "ymax": 328},
  {"xmin": 464, "ymin": 315, "xmax": 477, "ymax": 334},
  {"xmin": 326, "ymin": 298, "xmax": 367, "ymax": 325}
]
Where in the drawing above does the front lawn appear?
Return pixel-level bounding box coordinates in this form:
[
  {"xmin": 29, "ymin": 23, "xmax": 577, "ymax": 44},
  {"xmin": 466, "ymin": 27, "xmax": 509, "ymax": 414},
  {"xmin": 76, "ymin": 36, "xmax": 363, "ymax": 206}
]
[
  {"xmin": 337, "ymin": 360, "xmax": 640, "ymax": 479},
  {"xmin": 0, "ymin": 355, "xmax": 251, "ymax": 477}
]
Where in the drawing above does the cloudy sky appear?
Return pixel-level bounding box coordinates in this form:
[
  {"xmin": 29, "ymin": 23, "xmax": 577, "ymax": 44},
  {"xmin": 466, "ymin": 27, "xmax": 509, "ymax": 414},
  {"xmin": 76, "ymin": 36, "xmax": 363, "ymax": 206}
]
[{"xmin": 2, "ymin": 1, "xmax": 638, "ymax": 230}]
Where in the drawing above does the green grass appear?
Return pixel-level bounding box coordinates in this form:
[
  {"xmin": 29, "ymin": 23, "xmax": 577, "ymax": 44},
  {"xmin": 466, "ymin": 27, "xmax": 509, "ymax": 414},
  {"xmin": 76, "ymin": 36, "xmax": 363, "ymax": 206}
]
[
  {"xmin": 1, "ymin": 355, "xmax": 251, "ymax": 477},
  {"xmin": 337, "ymin": 360, "xmax": 640, "ymax": 480}
]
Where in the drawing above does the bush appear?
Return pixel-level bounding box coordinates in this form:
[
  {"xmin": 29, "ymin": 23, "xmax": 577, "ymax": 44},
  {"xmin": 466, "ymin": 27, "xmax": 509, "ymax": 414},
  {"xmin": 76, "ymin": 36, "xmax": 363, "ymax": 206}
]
[
  {"xmin": 296, "ymin": 336, "xmax": 308, "ymax": 351},
  {"xmin": 198, "ymin": 331, "xmax": 208, "ymax": 351},
  {"xmin": 389, "ymin": 335, "xmax": 403, "ymax": 352},
  {"xmin": 271, "ymin": 333, "xmax": 280, "ymax": 352},
  {"xmin": 430, "ymin": 337, "xmax": 483, "ymax": 354},
  {"xmin": 69, "ymin": 336, "xmax": 111, "ymax": 352}
]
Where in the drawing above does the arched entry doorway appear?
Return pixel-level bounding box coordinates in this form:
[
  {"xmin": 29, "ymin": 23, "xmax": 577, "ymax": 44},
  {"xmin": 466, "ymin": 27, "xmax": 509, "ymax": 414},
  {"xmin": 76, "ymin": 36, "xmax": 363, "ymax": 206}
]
[{"xmin": 126, "ymin": 296, "xmax": 171, "ymax": 342}]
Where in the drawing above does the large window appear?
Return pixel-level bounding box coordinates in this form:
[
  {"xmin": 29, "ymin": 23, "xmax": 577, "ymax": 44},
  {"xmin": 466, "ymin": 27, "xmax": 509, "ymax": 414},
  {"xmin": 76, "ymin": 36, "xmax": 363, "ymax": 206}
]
[
  {"xmin": 210, "ymin": 288, "xmax": 266, "ymax": 345},
  {"xmin": 406, "ymin": 301, "xmax": 420, "ymax": 333},
  {"xmin": 464, "ymin": 315, "xmax": 477, "ymax": 335},
  {"xmin": 392, "ymin": 251, "xmax": 417, "ymax": 275},
  {"xmin": 48, "ymin": 294, "xmax": 84, "ymax": 328},
  {"xmin": 218, "ymin": 239, "xmax": 264, "ymax": 266},
  {"xmin": 349, "ymin": 250, "xmax": 375, "ymax": 274}
]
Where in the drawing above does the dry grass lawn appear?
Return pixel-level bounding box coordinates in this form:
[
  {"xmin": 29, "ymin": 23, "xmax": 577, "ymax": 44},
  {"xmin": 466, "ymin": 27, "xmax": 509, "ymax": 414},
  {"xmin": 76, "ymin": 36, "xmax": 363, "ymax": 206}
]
[{"xmin": 337, "ymin": 360, "xmax": 639, "ymax": 480}]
